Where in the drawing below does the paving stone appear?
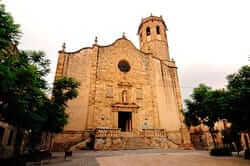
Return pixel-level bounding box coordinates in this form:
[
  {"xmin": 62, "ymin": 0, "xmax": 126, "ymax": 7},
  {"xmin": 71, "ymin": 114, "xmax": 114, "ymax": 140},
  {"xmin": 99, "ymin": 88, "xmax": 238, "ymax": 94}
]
[{"xmin": 47, "ymin": 149, "xmax": 250, "ymax": 166}]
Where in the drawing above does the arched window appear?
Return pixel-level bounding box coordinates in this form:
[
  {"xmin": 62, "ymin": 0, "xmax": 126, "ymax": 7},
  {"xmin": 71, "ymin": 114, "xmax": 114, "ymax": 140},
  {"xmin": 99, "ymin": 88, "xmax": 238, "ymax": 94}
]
[
  {"xmin": 156, "ymin": 26, "xmax": 160, "ymax": 35},
  {"xmin": 146, "ymin": 27, "xmax": 150, "ymax": 36}
]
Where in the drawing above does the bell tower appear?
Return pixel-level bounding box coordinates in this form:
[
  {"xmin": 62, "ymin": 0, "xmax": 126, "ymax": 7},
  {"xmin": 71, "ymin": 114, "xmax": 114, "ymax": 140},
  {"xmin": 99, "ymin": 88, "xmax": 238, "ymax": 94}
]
[{"xmin": 138, "ymin": 15, "xmax": 170, "ymax": 60}]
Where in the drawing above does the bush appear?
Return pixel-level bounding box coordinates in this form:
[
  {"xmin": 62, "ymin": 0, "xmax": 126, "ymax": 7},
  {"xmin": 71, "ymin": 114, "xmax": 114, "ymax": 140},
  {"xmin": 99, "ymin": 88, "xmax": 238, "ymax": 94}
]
[
  {"xmin": 210, "ymin": 147, "xmax": 232, "ymax": 156},
  {"xmin": 245, "ymin": 149, "xmax": 250, "ymax": 160}
]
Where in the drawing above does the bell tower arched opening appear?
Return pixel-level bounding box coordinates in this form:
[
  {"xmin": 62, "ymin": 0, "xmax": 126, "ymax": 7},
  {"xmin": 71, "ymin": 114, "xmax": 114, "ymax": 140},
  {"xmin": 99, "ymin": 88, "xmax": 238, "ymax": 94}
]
[{"xmin": 138, "ymin": 15, "xmax": 170, "ymax": 60}]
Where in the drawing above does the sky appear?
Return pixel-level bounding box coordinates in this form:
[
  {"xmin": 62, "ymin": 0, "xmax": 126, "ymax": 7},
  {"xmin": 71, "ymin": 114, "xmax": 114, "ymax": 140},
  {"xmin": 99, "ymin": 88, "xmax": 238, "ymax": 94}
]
[{"xmin": 2, "ymin": 0, "xmax": 249, "ymax": 102}]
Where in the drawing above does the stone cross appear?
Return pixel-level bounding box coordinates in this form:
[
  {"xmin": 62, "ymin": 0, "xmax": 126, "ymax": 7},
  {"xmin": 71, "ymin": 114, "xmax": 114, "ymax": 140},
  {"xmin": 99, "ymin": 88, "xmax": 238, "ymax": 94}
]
[
  {"xmin": 94, "ymin": 36, "xmax": 98, "ymax": 45},
  {"xmin": 62, "ymin": 42, "xmax": 66, "ymax": 52},
  {"xmin": 122, "ymin": 32, "xmax": 126, "ymax": 38}
]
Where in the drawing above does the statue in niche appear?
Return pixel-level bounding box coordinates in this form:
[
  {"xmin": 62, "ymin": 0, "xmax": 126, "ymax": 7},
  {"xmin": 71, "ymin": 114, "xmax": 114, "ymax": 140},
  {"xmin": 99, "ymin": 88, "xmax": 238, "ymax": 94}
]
[{"xmin": 122, "ymin": 90, "xmax": 128, "ymax": 103}]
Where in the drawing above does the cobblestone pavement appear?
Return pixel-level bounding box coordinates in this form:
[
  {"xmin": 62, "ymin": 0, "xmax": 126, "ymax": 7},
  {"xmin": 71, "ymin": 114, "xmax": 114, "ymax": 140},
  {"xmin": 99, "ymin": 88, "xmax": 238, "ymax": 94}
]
[{"xmin": 44, "ymin": 149, "xmax": 250, "ymax": 166}]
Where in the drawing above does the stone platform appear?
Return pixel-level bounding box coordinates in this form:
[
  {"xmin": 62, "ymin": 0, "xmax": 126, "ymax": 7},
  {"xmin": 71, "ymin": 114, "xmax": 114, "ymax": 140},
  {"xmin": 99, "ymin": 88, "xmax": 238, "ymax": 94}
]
[
  {"xmin": 94, "ymin": 128, "xmax": 183, "ymax": 150},
  {"xmin": 52, "ymin": 128, "xmax": 191, "ymax": 151}
]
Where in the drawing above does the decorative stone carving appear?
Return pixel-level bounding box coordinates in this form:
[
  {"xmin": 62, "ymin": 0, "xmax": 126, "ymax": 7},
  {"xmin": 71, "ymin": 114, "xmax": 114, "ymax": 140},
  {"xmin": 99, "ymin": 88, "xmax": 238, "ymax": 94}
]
[
  {"xmin": 122, "ymin": 90, "xmax": 128, "ymax": 103},
  {"xmin": 117, "ymin": 82, "xmax": 132, "ymax": 88},
  {"xmin": 106, "ymin": 85, "xmax": 113, "ymax": 98}
]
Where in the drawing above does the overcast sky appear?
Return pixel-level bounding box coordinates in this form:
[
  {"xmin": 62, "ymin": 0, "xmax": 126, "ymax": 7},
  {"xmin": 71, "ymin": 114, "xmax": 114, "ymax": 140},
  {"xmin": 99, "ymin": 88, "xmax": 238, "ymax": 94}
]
[{"xmin": 3, "ymin": 0, "xmax": 249, "ymax": 102}]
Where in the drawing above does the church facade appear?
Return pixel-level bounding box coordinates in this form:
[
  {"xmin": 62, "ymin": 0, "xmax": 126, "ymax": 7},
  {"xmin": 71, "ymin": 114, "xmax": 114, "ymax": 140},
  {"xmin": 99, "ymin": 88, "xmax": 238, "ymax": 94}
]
[{"xmin": 53, "ymin": 15, "xmax": 191, "ymax": 151}]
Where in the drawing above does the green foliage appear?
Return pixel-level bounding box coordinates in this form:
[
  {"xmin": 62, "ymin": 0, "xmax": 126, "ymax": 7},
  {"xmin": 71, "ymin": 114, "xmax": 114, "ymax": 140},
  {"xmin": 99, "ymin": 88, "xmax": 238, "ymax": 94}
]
[
  {"xmin": 42, "ymin": 77, "xmax": 80, "ymax": 133},
  {"xmin": 184, "ymin": 84, "xmax": 225, "ymax": 129},
  {"xmin": 184, "ymin": 84, "xmax": 211, "ymax": 127},
  {"xmin": 0, "ymin": 50, "xmax": 80, "ymax": 133},
  {"xmin": 184, "ymin": 84, "xmax": 227, "ymax": 147},
  {"xmin": 52, "ymin": 77, "xmax": 80, "ymax": 106},
  {"xmin": 0, "ymin": 51, "xmax": 49, "ymax": 130},
  {"xmin": 184, "ymin": 66, "xmax": 250, "ymax": 150},
  {"xmin": 226, "ymin": 65, "xmax": 250, "ymax": 132},
  {"xmin": 0, "ymin": 0, "xmax": 20, "ymax": 53},
  {"xmin": 0, "ymin": 0, "xmax": 80, "ymax": 135}
]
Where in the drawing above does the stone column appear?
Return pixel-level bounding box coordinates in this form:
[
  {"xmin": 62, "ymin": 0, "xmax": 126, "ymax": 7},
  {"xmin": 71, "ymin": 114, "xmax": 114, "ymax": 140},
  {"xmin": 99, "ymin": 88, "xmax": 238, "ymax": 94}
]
[
  {"xmin": 129, "ymin": 119, "xmax": 132, "ymax": 131},
  {"xmin": 113, "ymin": 112, "xmax": 118, "ymax": 128},
  {"xmin": 132, "ymin": 111, "xmax": 137, "ymax": 130}
]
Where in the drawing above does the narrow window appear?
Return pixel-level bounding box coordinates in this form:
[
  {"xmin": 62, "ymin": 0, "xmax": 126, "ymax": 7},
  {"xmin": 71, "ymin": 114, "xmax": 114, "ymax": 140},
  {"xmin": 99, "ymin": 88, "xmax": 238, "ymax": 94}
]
[
  {"xmin": 156, "ymin": 26, "xmax": 160, "ymax": 34},
  {"xmin": 146, "ymin": 27, "xmax": 150, "ymax": 36},
  {"xmin": 7, "ymin": 130, "xmax": 13, "ymax": 145}
]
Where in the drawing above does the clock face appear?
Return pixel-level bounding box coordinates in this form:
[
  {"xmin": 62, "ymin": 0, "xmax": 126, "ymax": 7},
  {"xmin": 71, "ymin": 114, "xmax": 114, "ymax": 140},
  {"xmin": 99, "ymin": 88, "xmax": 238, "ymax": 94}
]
[{"xmin": 118, "ymin": 60, "xmax": 131, "ymax": 73}]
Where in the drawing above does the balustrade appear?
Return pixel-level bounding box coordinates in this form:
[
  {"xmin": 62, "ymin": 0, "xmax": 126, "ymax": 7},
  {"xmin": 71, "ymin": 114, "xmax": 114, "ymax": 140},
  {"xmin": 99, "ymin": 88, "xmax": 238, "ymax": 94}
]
[
  {"xmin": 141, "ymin": 129, "xmax": 166, "ymax": 137},
  {"xmin": 95, "ymin": 128, "xmax": 167, "ymax": 138},
  {"xmin": 95, "ymin": 128, "xmax": 121, "ymax": 137}
]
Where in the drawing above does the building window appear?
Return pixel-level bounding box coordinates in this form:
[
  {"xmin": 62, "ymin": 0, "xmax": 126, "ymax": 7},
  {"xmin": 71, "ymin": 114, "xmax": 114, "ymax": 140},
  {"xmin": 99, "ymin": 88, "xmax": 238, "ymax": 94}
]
[
  {"xmin": 7, "ymin": 130, "xmax": 13, "ymax": 146},
  {"xmin": 118, "ymin": 60, "xmax": 131, "ymax": 73},
  {"xmin": 156, "ymin": 26, "xmax": 160, "ymax": 34},
  {"xmin": 0, "ymin": 127, "xmax": 4, "ymax": 144},
  {"xmin": 146, "ymin": 27, "xmax": 151, "ymax": 36}
]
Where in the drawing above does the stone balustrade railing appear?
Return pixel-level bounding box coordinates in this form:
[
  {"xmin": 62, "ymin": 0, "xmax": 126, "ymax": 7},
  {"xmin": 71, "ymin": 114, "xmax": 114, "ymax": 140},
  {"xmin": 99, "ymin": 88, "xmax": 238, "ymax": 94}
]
[
  {"xmin": 95, "ymin": 128, "xmax": 168, "ymax": 137},
  {"xmin": 95, "ymin": 128, "xmax": 121, "ymax": 137},
  {"xmin": 141, "ymin": 129, "xmax": 166, "ymax": 137}
]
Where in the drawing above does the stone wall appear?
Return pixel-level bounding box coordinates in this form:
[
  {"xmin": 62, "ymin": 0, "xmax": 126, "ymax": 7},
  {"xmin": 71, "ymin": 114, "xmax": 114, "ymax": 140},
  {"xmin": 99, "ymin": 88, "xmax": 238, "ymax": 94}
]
[
  {"xmin": 0, "ymin": 121, "xmax": 17, "ymax": 159},
  {"xmin": 53, "ymin": 16, "xmax": 192, "ymax": 148},
  {"xmin": 94, "ymin": 136, "xmax": 174, "ymax": 150},
  {"xmin": 53, "ymin": 130, "xmax": 93, "ymax": 152},
  {"xmin": 55, "ymin": 48, "xmax": 93, "ymax": 131},
  {"xmin": 92, "ymin": 38, "xmax": 157, "ymax": 130}
]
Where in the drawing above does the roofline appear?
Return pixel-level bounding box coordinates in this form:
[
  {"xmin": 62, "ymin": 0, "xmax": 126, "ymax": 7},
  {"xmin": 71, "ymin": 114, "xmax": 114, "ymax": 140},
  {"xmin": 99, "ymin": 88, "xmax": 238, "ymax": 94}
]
[
  {"xmin": 98, "ymin": 37, "xmax": 152, "ymax": 55},
  {"xmin": 60, "ymin": 37, "xmax": 152, "ymax": 55},
  {"xmin": 137, "ymin": 15, "xmax": 168, "ymax": 35},
  {"xmin": 59, "ymin": 46, "xmax": 93, "ymax": 54}
]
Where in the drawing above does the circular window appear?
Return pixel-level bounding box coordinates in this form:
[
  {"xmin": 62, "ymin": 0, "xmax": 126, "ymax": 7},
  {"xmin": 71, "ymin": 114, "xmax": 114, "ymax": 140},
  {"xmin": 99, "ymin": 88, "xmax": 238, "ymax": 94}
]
[{"xmin": 118, "ymin": 60, "xmax": 131, "ymax": 72}]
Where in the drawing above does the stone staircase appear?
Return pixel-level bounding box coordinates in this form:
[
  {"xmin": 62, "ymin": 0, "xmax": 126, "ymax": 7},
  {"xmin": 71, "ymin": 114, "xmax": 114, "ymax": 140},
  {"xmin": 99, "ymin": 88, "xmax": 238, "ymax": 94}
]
[
  {"xmin": 123, "ymin": 137, "xmax": 149, "ymax": 149},
  {"xmin": 94, "ymin": 128, "xmax": 188, "ymax": 150},
  {"xmin": 56, "ymin": 128, "xmax": 191, "ymax": 151}
]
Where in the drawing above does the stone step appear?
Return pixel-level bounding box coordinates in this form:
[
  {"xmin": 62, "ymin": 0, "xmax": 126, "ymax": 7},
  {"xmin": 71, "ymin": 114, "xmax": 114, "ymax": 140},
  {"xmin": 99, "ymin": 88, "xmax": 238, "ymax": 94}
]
[{"xmin": 179, "ymin": 144, "xmax": 194, "ymax": 150}]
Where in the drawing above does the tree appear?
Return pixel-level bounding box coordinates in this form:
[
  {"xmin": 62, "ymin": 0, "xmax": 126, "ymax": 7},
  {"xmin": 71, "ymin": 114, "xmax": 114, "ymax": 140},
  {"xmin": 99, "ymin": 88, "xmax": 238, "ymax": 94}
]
[
  {"xmin": 0, "ymin": 50, "xmax": 52, "ymax": 155},
  {"xmin": 184, "ymin": 84, "xmax": 225, "ymax": 147},
  {"xmin": 226, "ymin": 65, "xmax": 250, "ymax": 150},
  {"xmin": 0, "ymin": 1, "xmax": 20, "ymax": 54},
  {"xmin": 42, "ymin": 77, "xmax": 80, "ymax": 134},
  {"xmin": 0, "ymin": 1, "xmax": 80, "ymax": 156}
]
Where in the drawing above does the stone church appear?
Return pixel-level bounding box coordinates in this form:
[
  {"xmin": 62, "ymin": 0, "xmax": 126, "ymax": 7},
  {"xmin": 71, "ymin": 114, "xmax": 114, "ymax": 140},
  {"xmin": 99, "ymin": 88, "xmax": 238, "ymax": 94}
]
[{"xmin": 53, "ymin": 15, "xmax": 191, "ymax": 151}]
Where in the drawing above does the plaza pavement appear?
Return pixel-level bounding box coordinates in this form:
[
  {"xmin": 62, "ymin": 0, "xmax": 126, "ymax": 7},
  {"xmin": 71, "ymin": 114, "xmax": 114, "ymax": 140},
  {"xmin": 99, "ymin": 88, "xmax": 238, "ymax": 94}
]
[{"xmin": 45, "ymin": 149, "xmax": 250, "ymax": 166}]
